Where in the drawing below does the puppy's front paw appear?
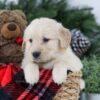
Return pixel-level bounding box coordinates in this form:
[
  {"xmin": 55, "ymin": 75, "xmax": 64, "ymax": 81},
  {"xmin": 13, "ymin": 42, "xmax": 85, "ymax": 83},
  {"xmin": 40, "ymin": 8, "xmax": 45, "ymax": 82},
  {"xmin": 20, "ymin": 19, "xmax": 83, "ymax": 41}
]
[
  {"xmin": 52, "ymin": 63, "xmax": 67, "ymax": 84},
  {"xmin": 53, "ymin": 71, "xmax": 67, "ymax": 84},
  {"xmin": 80, "ymin": 79, "xmax": 85, "ymax": 90},
  {"xmin": 23, "ymin": 63, "xmax": 39, "ymax": 85}
]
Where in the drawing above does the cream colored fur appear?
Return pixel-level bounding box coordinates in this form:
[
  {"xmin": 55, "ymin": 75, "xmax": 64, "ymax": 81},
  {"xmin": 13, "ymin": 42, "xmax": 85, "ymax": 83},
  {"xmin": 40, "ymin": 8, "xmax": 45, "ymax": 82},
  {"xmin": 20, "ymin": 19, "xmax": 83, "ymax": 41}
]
[{"xmin": 21, "ymin": 18, "xmax": 84, "ymax": 89}]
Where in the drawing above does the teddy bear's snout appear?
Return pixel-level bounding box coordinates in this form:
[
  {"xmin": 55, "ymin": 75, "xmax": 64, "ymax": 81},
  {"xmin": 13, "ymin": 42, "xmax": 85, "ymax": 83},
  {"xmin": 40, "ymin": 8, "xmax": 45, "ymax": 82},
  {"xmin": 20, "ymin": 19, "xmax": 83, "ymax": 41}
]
[
  {"xmin": 7, "ymin": 23, "xmax": 17, "ymax": 31},
  {"xmin": 1, "ymin": 22, "xmax": 21, "ymax": 39}
]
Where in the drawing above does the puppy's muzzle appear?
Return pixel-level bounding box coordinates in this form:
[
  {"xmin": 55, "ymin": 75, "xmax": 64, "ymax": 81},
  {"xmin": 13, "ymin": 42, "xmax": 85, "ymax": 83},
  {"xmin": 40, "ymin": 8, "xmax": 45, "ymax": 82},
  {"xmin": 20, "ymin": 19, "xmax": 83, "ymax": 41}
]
[{"xmin": 32, "ymin": 51, "xmax": 41, "ymax": 59}]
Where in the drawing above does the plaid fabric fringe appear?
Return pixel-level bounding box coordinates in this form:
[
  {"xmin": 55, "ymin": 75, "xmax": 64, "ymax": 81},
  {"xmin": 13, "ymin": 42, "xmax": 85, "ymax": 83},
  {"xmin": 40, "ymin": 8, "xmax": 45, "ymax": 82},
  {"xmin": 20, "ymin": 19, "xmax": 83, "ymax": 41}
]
[{"xmin": 0, "ymin": 63, "xmax": 61, "ymax": 100}]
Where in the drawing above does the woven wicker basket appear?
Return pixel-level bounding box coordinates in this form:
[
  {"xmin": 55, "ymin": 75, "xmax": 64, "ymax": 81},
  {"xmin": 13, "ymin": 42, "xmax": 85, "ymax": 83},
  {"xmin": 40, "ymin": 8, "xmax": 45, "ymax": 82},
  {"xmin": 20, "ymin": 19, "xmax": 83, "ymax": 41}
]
[{"xmin": 54, "ymin": 71, "xmax": 82, "ymax": 100}]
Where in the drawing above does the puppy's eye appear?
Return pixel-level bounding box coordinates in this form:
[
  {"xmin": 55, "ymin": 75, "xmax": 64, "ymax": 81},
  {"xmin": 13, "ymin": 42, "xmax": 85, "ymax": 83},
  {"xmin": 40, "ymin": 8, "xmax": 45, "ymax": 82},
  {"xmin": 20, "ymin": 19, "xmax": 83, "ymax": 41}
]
[
  {"xmin": 29, "ymin": 39, "xmax": 32, "ymax": 43},
  {"xmin": 43, "ymin": 37, "xmax": 50, "ymax": 43}
]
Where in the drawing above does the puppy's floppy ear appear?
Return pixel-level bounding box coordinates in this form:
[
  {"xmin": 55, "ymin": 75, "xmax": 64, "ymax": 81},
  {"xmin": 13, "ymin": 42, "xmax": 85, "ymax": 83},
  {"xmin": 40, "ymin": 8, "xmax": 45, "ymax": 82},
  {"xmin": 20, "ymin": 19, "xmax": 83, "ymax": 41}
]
[
  {"xmin": 59, "ymin": 26, "xmax": 71, "ymax": 49},
  {"xmin": 22, "ymin": 41, "xmax": 26, "ymax": 51}
]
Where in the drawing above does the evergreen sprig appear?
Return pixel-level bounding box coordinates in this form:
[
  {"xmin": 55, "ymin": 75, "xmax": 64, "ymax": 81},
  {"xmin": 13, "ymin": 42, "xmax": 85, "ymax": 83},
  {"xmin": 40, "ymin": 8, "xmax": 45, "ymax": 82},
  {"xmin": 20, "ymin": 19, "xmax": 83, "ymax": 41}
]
[{"xmin": 82, "ymin": 55, "xmax": 100, "ymax": 93}]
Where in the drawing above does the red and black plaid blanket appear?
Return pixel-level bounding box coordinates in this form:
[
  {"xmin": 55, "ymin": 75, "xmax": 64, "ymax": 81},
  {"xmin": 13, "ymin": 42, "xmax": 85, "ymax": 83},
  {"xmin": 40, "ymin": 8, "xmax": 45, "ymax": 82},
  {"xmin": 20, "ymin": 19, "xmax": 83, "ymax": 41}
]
[{"xmin": 0, "ymin": 63, "xmax": 61, "ymax": 100}]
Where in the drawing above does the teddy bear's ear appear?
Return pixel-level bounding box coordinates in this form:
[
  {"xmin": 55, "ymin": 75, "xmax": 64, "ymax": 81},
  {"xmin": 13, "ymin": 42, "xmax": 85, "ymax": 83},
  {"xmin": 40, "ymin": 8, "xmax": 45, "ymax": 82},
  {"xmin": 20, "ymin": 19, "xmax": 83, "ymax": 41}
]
[
  {"xmin": 0, "ymin": 10, "xmax": 4, "ymax": 15},
  {"xmin": 13, "ymin": 10, "xmax": 26, "ymax": 20},
  {"xmin": 0, "ymin": 10, "xmax": 9, "ymax": 15}
]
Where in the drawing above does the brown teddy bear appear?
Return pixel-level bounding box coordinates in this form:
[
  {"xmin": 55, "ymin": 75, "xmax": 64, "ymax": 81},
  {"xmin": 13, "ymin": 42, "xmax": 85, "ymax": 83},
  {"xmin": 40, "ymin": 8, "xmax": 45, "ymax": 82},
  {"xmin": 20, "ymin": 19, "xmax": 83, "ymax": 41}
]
[{"xmin": 0, "ymin": 10, "xmax": 27, "ymax": 65}]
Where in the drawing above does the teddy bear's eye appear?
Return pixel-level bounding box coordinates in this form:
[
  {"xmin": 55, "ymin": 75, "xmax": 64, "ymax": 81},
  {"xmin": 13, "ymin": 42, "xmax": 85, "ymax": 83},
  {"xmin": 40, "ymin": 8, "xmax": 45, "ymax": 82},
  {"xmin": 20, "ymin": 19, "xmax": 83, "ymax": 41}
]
[{"xmin": 29, "ymin": 39, "xmax": 32, "ymax": 43}]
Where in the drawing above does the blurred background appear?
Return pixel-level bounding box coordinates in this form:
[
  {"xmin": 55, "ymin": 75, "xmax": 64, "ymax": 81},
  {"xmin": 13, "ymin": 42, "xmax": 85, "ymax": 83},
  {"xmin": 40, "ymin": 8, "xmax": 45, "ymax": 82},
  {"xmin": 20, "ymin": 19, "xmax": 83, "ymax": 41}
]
[
  {"xmin": 0, "ymin": 0, "xmax": 100, "ymax": 100},
  {"xmin": 69, "ymin": 0, "xmax": 100, "ymax": 24}
]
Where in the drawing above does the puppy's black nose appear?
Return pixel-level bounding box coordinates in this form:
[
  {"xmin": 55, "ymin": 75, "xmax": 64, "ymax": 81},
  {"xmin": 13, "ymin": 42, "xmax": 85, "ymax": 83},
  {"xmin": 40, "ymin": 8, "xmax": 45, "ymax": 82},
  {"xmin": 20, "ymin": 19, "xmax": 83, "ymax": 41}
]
[{"xmin": 32, "ymin": 52, "xmax": 41, "ymax": 58}]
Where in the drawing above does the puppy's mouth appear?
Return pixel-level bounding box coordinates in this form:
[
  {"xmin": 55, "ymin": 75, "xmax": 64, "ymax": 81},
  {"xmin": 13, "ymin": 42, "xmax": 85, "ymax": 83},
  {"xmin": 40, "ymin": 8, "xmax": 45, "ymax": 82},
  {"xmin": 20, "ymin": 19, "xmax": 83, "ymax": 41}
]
[{"xmin": 33, "ymin": 58, "xmax": 55, "ymax": 65}]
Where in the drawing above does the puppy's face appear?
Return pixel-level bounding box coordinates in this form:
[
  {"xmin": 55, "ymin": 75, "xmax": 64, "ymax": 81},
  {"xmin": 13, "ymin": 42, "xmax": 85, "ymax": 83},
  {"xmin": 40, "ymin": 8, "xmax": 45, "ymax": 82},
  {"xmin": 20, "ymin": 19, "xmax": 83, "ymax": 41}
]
[{"xmin": 23, "ymin": 18, "xmax": 71, "ymax": 64}]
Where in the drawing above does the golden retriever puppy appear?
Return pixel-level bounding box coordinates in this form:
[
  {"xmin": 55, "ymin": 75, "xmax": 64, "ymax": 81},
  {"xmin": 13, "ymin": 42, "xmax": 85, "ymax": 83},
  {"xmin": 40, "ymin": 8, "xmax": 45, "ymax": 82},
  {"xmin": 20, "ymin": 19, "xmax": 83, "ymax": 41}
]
[{"xmin": 22, "ymin": 18, "xmax": 84, "ymax": 89}]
